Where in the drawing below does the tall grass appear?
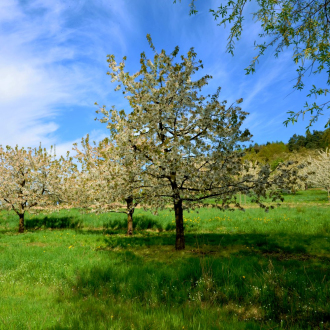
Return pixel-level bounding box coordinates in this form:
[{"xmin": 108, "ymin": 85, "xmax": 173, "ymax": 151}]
[{"xmin": 0, "ymin": 190, "xmax": 329, "ymax": 329}]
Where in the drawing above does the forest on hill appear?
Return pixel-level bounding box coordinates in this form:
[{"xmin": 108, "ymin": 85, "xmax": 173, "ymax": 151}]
[{"xmin": 244, "ymin": 128, "xmax": 330, "ymax": 170}]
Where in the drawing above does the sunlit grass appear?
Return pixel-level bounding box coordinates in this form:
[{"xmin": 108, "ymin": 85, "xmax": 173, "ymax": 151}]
[{"xmin": 0, "ymin": 189, "xmax": 329, "ymax": 329}]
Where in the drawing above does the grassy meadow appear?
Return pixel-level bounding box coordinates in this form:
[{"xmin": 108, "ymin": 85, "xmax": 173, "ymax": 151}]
[{"xmin": 0, "ymin": 190, "xmax": 329, "ymax": 329}]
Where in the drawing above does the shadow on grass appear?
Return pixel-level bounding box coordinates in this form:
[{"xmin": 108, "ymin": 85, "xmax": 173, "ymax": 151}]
[
  {"xmin": 52, "ymin": 232, "xmax": 330, "ymax": 330},
  {"xmin": 0, "ymin": 228, "xmax": 16, "ymax": 235},
  {"xmin": 102, "ymin": 214, "xmax": 171, "ymax": 232},
  {"xmin": 98, "ymin": 232, "xmax": 330, "ymax": 260},
  {"xmin": 25, "ymin": 215, "xmax": 82, "ymax": 230}
]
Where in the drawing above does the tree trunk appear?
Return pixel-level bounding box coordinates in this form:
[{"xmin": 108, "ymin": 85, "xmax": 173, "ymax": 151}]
[
  {"xmin": 18, "ymin": 213, "xmax": 25, "ymax": 233},
  {"xmin": 174, "ymin": 198, "xmax": 185, "ymax": 250},
  {"xmin": 126, "ymin": 196, "xmax": 134, "ymax": 236}
]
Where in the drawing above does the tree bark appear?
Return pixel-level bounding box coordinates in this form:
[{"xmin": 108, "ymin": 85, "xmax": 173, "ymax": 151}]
[
  {"xmin": 126, "ymin": 196, "xmax": 134, "ymax": 236},
  {"xmin": 18, "ymin": 213, "xmax": 25, "ymax": 233},
  {"xmin": 174, "ymin": 198, "xmax": 185, "ymax": 250}
]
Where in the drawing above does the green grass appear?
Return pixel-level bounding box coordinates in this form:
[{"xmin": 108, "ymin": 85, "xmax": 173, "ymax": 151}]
[
  {"xmin": 205, "ymin": 188, "xmax": 329, "ymax": 206},
  {"xmin": 0, "ymin": 190, "xmax": 329, "ymax": 329},
  {"xmin": 270, "ymin": 189, "xmax": 329, "ymax": 205}
]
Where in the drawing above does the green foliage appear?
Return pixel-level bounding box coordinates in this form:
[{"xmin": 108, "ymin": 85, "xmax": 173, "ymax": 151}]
[
  {"xmin": 270, "ymin": 158, "xmax": 284, "ymax": 170},
  {"xmin": 245, "ymin": 141, "xmax": 289, "ymax": 164},
  {"xmin": 287, "ymin": 128, "xmax": 330, "ymax": 151},
  {"xmin": 288, "ymin": 134, "xmax": 310, "ymax": 151},
  {"xmin": 176, "ymin": 0, "xmax": 330, "ymax": 129},
  {"xmin": 244, "ymin": 128, "xmax": 330, "ymax": 166},
  {"xmin": 256, "ymin": 142, "xmax": 288, "ymax": 162}
]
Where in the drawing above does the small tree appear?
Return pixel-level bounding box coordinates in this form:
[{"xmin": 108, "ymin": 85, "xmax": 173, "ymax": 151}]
[
  {"xmin": 305, "ymin": 148, "xmax": 330, "ymax": 200},
  {"xmin": 0, "ymin": 145, "xmax": 75, "ymax": 233},
  {"xmin": 98, "ymin": 36, "xmax": 302, "ymax": 250},
  {"xmin": 73, "ymin": 133, "xmax": 147, "ymax": 235}
]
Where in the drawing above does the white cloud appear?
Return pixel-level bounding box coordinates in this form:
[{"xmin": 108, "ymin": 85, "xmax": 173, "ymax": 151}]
[{"xmin": 0, "ymin": 0, "xmax": 133, "ymax": 149}]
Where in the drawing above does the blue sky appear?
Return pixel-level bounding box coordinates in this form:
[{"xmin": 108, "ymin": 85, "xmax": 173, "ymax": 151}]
[{"xmin": 0, "ymin": 0, "xmax": 328, "ymax": 155}]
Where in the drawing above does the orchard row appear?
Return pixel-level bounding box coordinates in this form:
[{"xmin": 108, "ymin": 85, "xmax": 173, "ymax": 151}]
[{"xmin": 1, "ymin": 37, "xmax": 328, "ymax": 249}]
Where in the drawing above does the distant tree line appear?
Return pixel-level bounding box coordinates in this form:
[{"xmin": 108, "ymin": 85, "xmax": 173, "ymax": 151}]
[
  {"xmin": 244, "ymin": 129, "xmax": 330, "ymax": 170},
  {"xmin": 287, "ymin": 129, "xmax": 330, "ymax": 151},
  {"xmin": 248, "ymin": 129, "xmax": 330, "ymax": 154}
]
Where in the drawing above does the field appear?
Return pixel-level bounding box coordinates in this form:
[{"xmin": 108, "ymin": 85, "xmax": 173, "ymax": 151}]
[{"xmin": 0, "ymin": 190, "xmax": 329, "ymax": 329}]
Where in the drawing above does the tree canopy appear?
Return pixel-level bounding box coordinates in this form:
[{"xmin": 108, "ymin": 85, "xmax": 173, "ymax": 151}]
[
  {"xmin": 97, "ymin": 35, "xmax": 303, "ymax": 249},
  {"xmin": 0, "ymin": 145, "xmax": 75, "ymax": 232},
  {"xmin": 305, "ymin": 148, "xmax": 330, "ymax": 199},
  {"xmin": 73, "ymin": 133, "xmax": 147, "ymax": 236}
]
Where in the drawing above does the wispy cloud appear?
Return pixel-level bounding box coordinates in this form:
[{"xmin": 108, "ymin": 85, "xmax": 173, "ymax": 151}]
[
  {"xmin": 0, "ymin": 0, "xmax": 325, "ymax": 152},
  {"xmin": 0, "ymin": 0, "xmax": 135, "ymax": 150}
]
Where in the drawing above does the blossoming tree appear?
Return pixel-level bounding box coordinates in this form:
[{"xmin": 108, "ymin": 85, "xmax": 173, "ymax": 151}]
[
  {"xmin": 305, "ymin": 148, "xmax": 330, "ymax": 201},
  {"xmin": 97, "ymin": 36, "xmax": 302, "ymax": 250},
  {"xmin": 73, "ymin": 133, "xmax": 148, "ymax": 235},
  {"xmin": 0, "ymin": 145, "xmax": 76, "ymax": 233}
]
